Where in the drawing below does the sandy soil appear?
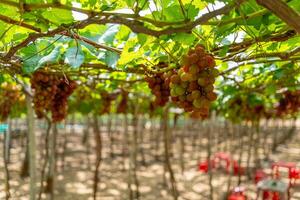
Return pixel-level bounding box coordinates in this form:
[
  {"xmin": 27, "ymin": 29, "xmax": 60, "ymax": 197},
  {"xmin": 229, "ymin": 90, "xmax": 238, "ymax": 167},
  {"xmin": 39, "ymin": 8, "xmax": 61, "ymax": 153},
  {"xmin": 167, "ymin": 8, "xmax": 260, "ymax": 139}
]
[{"xmin": 0, "ymin": 121, "xmax": 300, "ymax": 200}]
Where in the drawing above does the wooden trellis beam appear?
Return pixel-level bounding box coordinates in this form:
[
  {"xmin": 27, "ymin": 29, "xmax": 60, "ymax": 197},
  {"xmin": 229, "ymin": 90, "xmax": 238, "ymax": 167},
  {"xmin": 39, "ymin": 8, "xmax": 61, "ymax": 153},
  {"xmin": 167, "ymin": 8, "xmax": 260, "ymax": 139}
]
[{"xmin": 256, "ymin": 0, "xmax": 300, "ymax": 33}]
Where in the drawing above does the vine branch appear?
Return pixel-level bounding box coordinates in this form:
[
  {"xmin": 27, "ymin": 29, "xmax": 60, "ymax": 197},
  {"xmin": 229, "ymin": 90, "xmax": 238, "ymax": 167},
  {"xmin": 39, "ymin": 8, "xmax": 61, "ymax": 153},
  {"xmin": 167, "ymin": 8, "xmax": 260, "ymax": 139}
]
[{"xmin": 256, "ymin": 0, "xmax": 300, "ymax": 33}]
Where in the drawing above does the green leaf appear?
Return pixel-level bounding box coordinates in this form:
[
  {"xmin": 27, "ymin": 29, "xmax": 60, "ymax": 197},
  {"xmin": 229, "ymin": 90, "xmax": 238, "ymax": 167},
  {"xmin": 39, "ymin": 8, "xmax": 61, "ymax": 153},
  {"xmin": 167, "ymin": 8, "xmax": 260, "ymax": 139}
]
[
  {"xmin": 265, "ymin": 84, "xmax": 276, "ymax": 95},
  {"xmin": 23, "ymin": 56, "xmax": 42, "ymax": 74},
  {"xmin": 64, "ymin": 46, "xmax": 85, "ymax": 68},
  {"xmin": 38, "ymin": 46, "xmax": 62, "ymax": 67},
  {"xmin": 104, "ymin": 51, "xmax": 119, "ymax": 68},
  {"xmin": 164, "ymin": 5, "xmax": 184, "ymax": 21},
  {"xmin": 78, "ymin": 102, "xmax": 93, "ymax": 114},
  {"xmin": 173, "ymin": 33, "xmax": 196, "ymax": 45},
  {"xmin": 115, "ymin": 26, "xmax": 131, "ymax": 41},
  {"xmin": 118, "ymin": 38, "xmax": 143, "ymax": 65},
  {"xmin": 98, "ymin": 25, "xmax": 119, "ymax": 44},
  {"xmin": 124, "ymin": 0, "xmax": 135, "ymax": 7},
  {"xmin": 247, "ymin": 94, "xmax": 262, "ymax": 106},
  {"xmin": 0, "ymin": 74, "xmax": 4, "ymax": 84},
  {"xmin": 273, "ymin": 69, "xmax": 284, "ymax": 80},
  {"xmin": 219, "ymin": 46, "xmax": 229, "ymax": 57},
  {"xmin": 137, "ymin": 34, "xmax": 147, "ymax": 46},
  {"xmin": 185, "ymin": 4, "xmax": 199, "ymax": 20},
  {"xmin": 42, "ymin": 9, "xmax": 73, "ymax": 24}
]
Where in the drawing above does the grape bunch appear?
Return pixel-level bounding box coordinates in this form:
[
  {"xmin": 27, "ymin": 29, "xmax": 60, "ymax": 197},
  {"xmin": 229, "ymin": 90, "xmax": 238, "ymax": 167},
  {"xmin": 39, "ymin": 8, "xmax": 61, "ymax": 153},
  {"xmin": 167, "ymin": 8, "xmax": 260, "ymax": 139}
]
[
  {"xmin": 51, "ymin": 79, "xmax": 77, "ymax": 122},
  {"xmin": 169, "ymin": 45, "xmax": 218, "ymax": 118},
  {"xmin": 99, "ymin": 91, "xmax": 117, "ymax": 115},
  {"xmin": 145, "ymin": 73, "xmax": 170, "ymax": 107},
  {"xmin": 276, "ymin": 90, "xmax": 300, "ymax": 116},
  {"xmin": 0, "ymin": 83, "xmax": 20, "ymax": 121},
  {"xmin": 227, "ymin": 96, "xmax": 269, "ymax": 121},
  {"xmin": 117, "ymin": 90, "xmax": 129, "ymax": 113},
  {"xmin": 31, "ymin": 71, "xmax": 77, "ymax": 122}
]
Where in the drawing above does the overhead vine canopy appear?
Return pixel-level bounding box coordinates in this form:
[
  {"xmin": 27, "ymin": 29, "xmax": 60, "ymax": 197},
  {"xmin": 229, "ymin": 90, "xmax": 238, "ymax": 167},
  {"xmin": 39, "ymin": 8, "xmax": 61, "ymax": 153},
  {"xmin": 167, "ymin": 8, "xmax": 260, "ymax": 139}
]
[{"xmin": 0, "ymin": 0, "xmax": 300, "ymax": 117}]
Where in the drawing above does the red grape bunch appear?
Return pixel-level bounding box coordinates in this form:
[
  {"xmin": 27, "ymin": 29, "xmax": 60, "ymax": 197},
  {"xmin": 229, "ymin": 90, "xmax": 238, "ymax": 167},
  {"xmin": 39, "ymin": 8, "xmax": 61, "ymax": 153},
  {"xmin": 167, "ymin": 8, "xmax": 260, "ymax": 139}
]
[
  {"xmin": 117, "ymin": 90, "xmax": 129, "ymax": 113},
  {"xmin": 169, "ymin": 45, "xmax": 218, "ymax": 118},
  {"xmin": 99, "ymin": 91, "xmax": 117, "ymax": 115},
  {"xmin": 31, "ymin": 71, "xmax": 77, "ymax": 122},
  {"xmin": 276, "ymin": 90, "xmax": 300, "ymax": 116},
  {"xmin": 51, "ymin": 78, "xmax": 77, "ymax": 122},
  {"xmin": 0, "ymin": 83, "xmax": 20, "ymax": 121},
  {"xmin": 145, "ymin": 72, "xmax": 170, "ymax": 107}
]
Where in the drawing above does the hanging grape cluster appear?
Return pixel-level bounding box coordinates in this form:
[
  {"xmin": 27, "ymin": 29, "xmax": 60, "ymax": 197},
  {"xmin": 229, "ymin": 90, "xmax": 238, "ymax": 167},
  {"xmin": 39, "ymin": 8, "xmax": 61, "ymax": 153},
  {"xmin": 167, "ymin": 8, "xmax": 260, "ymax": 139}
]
[
  {"xmin": 99, "ymin": 91, "xmax": 117, "ymax": 115},
  {"xmin": 276, "ymin": 90, "xmax": 300, "ymax": 116},
  {"xmin": 0, "ymin": 83, "xmax": 20, "ymax": 121},
  {"xmin": 145, "ymin": 72, "xmax": 170, "ymax": 107},
  {"xmin": 117, "ymin": 90, "xmax": 129, "ymax": 113},
  {"xmin": 51, "ymin": 79, "xmax": 77, "ymax": 122},
  {"xmin": 227, "ymin": 97, "xmax": 268, "ymax": 121},
  {"xmin": 169, "ymin": 45, "xmax": 218, "ymax": 118},
  {"xmin": 31, "ymin": 71, "xmax": 77, "ymax": 122}
]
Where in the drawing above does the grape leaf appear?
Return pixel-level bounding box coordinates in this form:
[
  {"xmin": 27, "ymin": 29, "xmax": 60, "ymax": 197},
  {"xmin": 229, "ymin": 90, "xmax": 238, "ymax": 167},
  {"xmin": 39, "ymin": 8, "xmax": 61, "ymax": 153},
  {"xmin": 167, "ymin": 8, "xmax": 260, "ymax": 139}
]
[{"xmin": 65, "ymin": 46, "xmax": 85, "ymax": 68}]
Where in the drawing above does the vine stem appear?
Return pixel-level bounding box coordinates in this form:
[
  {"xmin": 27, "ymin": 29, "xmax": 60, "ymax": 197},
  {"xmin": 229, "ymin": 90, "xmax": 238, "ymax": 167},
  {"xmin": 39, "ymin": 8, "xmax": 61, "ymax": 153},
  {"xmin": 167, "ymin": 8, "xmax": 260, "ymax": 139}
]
[
  {"xmin": 37, "ymin": 119, "xmax": 52, "ymax": 200},
  {"xmin": 26, "ymin": 93, "xmax": 37, "ymax": 200},
  {"xmin": 256, "ymin": 0, "xmax": 300, "ymax": 33},
  {"xmin": 163, "ymin": 106, "xmax": 179, "ymax": 200},
  {"xmin": 92, "ymin": 114, "xmax": 102, "ymax": 200},
  {"xmin": 3, "ymin": 118, "xmax": 11, "ymax": 200}
]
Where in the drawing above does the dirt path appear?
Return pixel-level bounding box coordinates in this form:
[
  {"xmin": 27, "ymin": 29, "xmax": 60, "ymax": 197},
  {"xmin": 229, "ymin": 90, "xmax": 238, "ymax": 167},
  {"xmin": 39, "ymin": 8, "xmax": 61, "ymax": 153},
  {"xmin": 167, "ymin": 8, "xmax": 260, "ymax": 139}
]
[{"xmin": 0, "ymin": 124, "xmax": 299, "ymax": 200}]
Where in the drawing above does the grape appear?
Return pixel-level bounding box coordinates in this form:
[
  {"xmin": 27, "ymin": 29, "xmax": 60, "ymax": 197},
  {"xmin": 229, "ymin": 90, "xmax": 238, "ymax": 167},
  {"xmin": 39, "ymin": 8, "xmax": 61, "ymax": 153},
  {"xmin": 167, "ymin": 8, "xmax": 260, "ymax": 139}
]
[
  {"xmin": 204, "ymin": 85, "xmax": 214, "ymax": 92},
  {"xmin": 276, "ymin": 90, "xmax": 300, "ymax": 116},
  {"xmin": 188, "ymin": 53, "xmax": 199, "ymax": 64},
  {"xmin": 145, "ymin": 67, "xmax": 171, "ymax": 107},
  {"xmin": 170, "ymin": 74, "xmax": 181, "ymax": 84},
  {"xmin": 175, "ymin": 85, "xmax": 185, "ymax": 96},
  {"xmin": 206, "ymin": 92, "xmax": 217, "ymax": 101},
  {"xmin": 31, "ymin": 71, "xmax": 77, "ymax": 122},
  {"xmin": 99, "ymin": 91, "xmax": 118, "ymax": 114},
  {"xmin": 191, "ymin": 90, "xmax": 201, "ymax": 99},
  {"xmin": 180, "ymin": 72, "xmax": 192, "ymax": 82},
  {"xmin": 169, "ymin": 45, "xmax": 218, "ymax": 118},
  {"xmin": 0, "ymin": 84, "xmax": 20, "ymax": 121},
  {"xmin": 197, "ymin": 78, "xmax": 206, "ymax": 86},
  {"xmin": 189, "ymin": 65, "xmax": 200, "ymax": 74}
]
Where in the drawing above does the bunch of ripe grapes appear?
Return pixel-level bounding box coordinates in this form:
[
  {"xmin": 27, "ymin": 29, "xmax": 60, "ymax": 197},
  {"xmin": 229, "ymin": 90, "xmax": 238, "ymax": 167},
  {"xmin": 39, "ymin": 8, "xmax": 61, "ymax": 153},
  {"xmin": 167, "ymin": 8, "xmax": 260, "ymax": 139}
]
[
  {"xmin": 169, "ymin": 45, "xmax": 218, "ymax": 118},
  {"xmin": 117, "ymin": 90, "xmax": 129, "ymax": 113},
  {"xmin": 227, "ymin": 96, "xmax": 269, "ymax": 121},
  {"xmin": 276, "ymin": 90, "xmax": 300, "ymax": 116},
  {"xmin": 99, "ymin": 91, "xmax": 117, "ymax": 115},
  {"xmin": 31, "ymin": 71, "xmax": 77, "ymax": 122},
  {"xmin": 0, "ymin": 83, "xmax": 20, "ymax": 121},
  {"xmin": 145, "ymin": 73, "xmax": 170, "ymax": 107},
  {"xmin": 51, "ymin": 79, "xmax": 77, "ymax": 122}
]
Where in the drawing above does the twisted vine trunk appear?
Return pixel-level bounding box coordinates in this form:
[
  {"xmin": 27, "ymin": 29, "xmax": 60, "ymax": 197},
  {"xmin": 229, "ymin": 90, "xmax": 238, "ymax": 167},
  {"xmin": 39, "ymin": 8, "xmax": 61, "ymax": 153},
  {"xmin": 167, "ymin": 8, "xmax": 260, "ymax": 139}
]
[
  {"xmin": 207, "ymin": 125, "xmax": 214, "ymax": 200},
  {"xmin": 122, "ymin": 114, "xmax": 128, "ymax": 171},
  {"xmin": 253, "ymin": 120, "xmax": 260, "ymax": 169},
  {"xmin": 163, "ymin": 108, "xmax": 179, "ymax": 200},
  {"xmin": 225, "ymin": 124, "xmax": 235, "ymax": 198},
  {"xmin": 20, "ymin": 139, "xmax": 29, "ymax": 178},
  {"xmin": 179, "ymin": 118, "xmax": 185, "ymax": 174},
  {"xmin": 3, "ymin": 120, "xmax": 11, "ymax": 200},
  {"xmin": 46, "ymin": 123, "xmax": 58, "ymax": 200},
  {"xmin": 139, "ymin": 115, "xmax": 146, "ymax": 165},
  {"xmin": 108, "ymin": 115, "xmax": 114, "ymax": 158},
  {"xmin": 126, "ymin": 113, "xmax": 134, "ymax": 200},
  {"xmin": 92, "ymin": 114, "xmax": 102, "ymax": 200},
  {"xmin": 26, "ymin": 93, "xmax": 36, "ymax": 200},
  {"xmin": 238, "ymin": 125, "xmax": 245, "ymax": 185},
  {"xmin": 132, "ymin": 112, "xmax": 140, "ymax": 199},
  {"xmin": 37, "ymin": 120, "xmax": 52, "ymax": 200},
  {"xmin": 246, "ymin": 121, "xmax": 254, "ymax": 178}
]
